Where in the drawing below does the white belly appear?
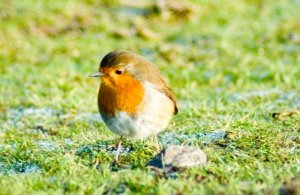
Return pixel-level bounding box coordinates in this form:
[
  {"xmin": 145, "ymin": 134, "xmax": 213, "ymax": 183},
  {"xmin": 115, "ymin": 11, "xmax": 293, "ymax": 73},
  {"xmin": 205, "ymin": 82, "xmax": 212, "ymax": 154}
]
[{"xmin": 100, "ymin": 82, "xmax": 174, "ymax": 139}]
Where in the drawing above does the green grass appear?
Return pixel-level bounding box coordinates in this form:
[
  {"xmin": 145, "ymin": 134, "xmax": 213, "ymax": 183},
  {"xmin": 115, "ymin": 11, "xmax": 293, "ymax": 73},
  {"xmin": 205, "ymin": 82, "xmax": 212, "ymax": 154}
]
[{"xmin": 0, "ymin": 0, "xmax": 300, "ymax": 194}]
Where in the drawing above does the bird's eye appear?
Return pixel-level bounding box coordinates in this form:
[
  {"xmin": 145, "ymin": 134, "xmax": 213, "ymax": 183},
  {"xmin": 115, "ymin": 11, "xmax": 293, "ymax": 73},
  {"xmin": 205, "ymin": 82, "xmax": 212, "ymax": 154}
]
[{"xmin": 115, "ymin": 69, "xmax": 122, "ymax": 75}]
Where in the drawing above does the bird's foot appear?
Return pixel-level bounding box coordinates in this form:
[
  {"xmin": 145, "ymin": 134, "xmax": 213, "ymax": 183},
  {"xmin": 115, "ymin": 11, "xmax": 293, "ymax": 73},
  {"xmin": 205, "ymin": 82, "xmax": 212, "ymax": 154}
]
[{"xmin": 111, "ymin": 160, "xmax": 131, "ymax": 171}]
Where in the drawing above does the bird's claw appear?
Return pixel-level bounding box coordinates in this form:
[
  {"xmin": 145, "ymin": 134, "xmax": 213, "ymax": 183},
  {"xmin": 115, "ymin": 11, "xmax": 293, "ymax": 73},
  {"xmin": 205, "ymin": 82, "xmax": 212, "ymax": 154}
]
[{"xmin": 111, "ymin": 160, "xmax": 131, "ymax": 171}]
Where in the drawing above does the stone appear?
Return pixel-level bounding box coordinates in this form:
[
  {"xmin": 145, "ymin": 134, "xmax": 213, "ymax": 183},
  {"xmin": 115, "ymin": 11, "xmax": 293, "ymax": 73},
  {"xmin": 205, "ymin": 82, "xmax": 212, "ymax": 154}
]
[{"xmin": 147, "ymin": 145, "xmax": 207, "ymax": 169}]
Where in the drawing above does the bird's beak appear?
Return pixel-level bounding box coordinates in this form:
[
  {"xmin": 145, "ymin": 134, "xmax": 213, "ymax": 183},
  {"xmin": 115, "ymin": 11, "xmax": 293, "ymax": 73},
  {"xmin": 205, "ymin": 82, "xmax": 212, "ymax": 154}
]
[{"xmin": 89, "ymin": 71, "xmax": 104, "ymax": 77}]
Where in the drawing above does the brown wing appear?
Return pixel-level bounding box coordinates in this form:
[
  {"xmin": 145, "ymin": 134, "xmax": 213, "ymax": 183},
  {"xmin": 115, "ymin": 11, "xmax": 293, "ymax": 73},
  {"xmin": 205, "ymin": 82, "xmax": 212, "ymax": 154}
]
[
  {"xmin": 155, "ymin": 75, "xmax": 178, "ymax": 115},
  {"xmin": 131, "ymin": 54, "xmax": 178, "ymax": 114}
]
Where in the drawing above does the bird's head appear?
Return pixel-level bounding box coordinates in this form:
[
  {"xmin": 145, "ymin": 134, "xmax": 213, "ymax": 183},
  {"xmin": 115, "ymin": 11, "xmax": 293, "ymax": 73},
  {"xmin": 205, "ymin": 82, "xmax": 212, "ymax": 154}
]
[{"xmin": 89, "ymin": 50, "xmax": 155, "ymax": 87}]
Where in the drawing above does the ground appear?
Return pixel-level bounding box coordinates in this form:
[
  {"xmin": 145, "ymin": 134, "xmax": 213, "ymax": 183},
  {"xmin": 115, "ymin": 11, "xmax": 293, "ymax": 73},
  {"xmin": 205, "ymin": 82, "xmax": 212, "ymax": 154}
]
[{"xmin": 0, "ymin": 0, "xmax": 300, "ymax": 194}]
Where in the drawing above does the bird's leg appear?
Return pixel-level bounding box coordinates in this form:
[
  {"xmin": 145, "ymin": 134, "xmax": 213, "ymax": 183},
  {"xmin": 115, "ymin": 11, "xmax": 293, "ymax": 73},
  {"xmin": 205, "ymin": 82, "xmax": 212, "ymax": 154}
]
[
  {"xmin": 153, "ymin": 133, "xmax": 160, "ymax": 153},
  {"xmin": 114, "ymin": 137, "xmax": 123, "ymax": 166}
]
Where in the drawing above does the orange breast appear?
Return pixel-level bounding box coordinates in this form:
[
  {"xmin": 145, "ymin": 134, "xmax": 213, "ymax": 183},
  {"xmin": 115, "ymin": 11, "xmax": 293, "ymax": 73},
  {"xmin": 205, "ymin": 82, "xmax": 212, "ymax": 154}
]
[{"xmin": 98, "ymin": 75, "xmax": 144, "ymax": 116}]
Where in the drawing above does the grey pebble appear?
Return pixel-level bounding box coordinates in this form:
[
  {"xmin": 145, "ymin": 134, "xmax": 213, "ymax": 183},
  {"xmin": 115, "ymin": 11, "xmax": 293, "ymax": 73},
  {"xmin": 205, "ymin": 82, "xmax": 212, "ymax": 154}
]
[{"xmin": 148, "ymin": 145, "xmax": 207, "ymax": 169}]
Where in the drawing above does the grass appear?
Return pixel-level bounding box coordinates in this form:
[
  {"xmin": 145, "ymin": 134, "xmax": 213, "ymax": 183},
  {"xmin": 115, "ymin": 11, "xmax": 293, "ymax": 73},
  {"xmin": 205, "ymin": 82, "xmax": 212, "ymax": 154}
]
[{"xmin": 0, "ymin": 0, "xmax": 300, "ymax": 194}]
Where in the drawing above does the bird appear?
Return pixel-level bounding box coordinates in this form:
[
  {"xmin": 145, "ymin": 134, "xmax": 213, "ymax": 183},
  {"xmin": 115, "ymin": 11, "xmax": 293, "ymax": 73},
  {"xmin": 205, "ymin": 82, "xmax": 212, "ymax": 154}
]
[{"xmin": 90, "ymin": 50, "xmax": 178, "ymax": 165}]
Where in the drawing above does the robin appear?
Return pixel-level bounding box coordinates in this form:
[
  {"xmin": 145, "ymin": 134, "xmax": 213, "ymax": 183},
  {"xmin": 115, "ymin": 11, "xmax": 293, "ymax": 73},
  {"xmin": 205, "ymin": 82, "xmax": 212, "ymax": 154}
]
[{"xmin": 90, "ymin": 50, "xmax": 178, "ymax": 165}]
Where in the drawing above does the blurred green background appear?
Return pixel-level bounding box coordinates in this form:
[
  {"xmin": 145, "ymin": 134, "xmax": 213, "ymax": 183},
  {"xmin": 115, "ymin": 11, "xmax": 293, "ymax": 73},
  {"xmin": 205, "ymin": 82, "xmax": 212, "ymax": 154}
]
[{"xmin": 0, "ymin": 0, "xmax": 299, "ymax": 194}]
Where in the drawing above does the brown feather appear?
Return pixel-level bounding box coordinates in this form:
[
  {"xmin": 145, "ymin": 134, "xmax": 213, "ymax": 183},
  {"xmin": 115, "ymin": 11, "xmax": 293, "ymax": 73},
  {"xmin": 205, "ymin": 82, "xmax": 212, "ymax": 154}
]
[{"xmin": 157, "ymin": 76, "xmax": 178, "ymax": 115}]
